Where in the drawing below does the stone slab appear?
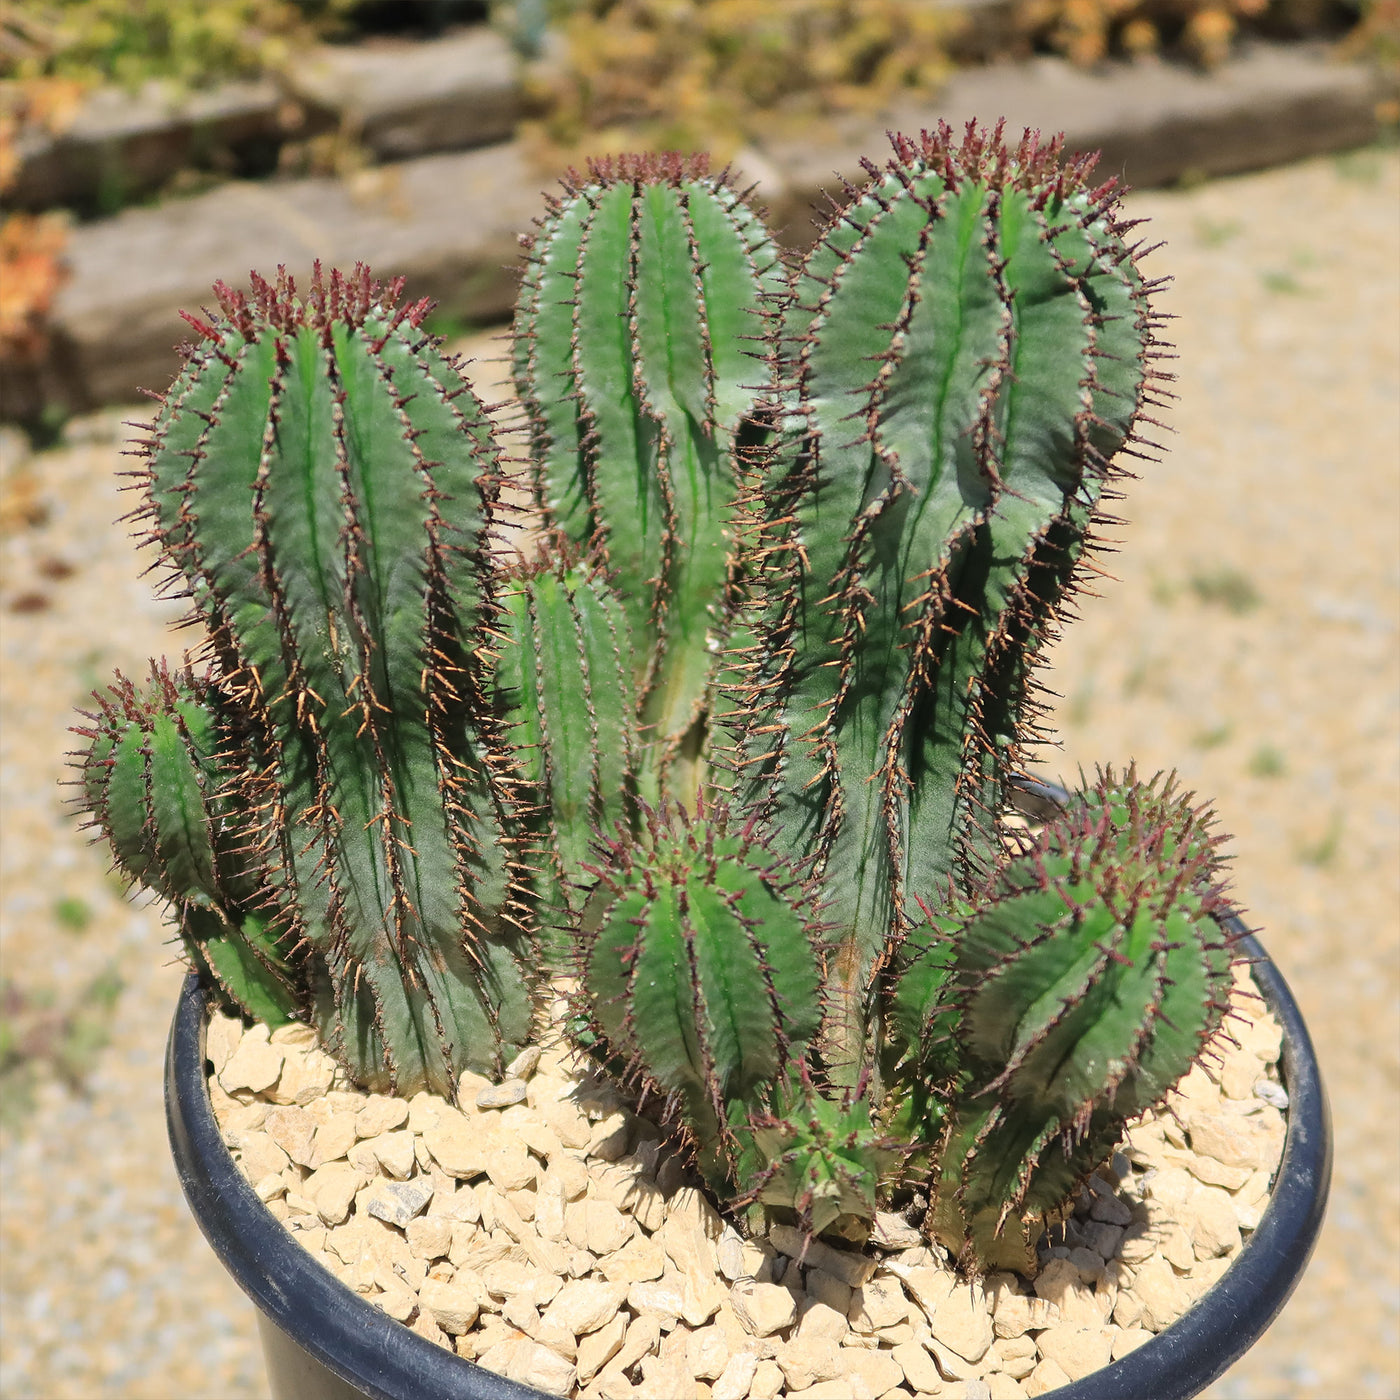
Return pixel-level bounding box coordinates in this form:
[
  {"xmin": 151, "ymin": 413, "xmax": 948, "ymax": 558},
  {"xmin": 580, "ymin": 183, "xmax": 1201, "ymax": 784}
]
[
  {"xmin": 752, "ymin": 41, "xmax": 1387, "ymax": 242},
  {"xmin": 28, "ymin": 39, "xmax": 1392, "ymax": 417},
  {"xmin": 47, "ymin": 141, "xmax": 539, "ymax": 410},
  {"xmin": 285, "ymin": 27, "xmax": 521, "ymax": 161},
  {"xmin": 4, "ymin": 78, "xmax": 292, "ymax": 213}
]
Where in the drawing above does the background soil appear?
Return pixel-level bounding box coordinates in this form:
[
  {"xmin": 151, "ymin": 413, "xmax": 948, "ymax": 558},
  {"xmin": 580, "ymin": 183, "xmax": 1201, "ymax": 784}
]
[{"xmin": 1, "ymin": 146, "xmax": 1396, "ymax": 1399}]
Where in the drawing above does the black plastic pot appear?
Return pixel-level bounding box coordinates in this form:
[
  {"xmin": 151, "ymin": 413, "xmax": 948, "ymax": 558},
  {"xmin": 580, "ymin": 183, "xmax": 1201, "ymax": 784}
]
[{"xmin": 166, "ymin": 935, "xmax": 1329, "ymax": 1400}]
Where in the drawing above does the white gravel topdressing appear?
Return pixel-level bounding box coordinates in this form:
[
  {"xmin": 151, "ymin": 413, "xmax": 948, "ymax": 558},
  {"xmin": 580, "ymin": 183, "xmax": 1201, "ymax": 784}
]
[{"xmin": 207, "ymin": 964, "xmax": 1286, "ymax": 1400}]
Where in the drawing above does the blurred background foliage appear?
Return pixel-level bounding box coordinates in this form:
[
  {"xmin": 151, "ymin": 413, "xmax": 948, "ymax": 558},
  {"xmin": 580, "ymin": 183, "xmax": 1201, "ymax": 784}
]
[{"xmin": 0, "ymin": 0, "xmax": 363, "ymax": 89}]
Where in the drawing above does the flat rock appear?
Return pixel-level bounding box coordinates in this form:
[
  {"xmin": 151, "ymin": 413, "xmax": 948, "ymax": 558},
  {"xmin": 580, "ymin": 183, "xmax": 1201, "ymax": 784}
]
[
  {"xmin": 219, "ymin": 1025, "xmax": 285, "ymax": 1095},
  {"xmin": 365, "ymin": 1178, "xmax": 434, "ymax": 1228},
  {"xmin": 285, "ymin": 27, "xmax": 520, "ymax": 161},
  {"xmin": 596, "ymin": 1232, "xmax": 666, "ymax": 1286},
  {"xmin": 712, "ymin": 1349, "xmax": 759, "ymax": 1400},
  {"xmin": 1077, "ymin": 1219, "xmax": 1124, "ymax": 1261},
  {"xmin": 660, "ymin": 1187, "xmax": 722, "ymax": 1277},
  {"xmin": 871, "ymin": 1211, "xmax": 923, "ymax": 1250},
  {"xmin": 5, "ymin": 77, "xmax": 287, "ymax": 212},
  {"xmin": 1111, "ymin": 1326, "xmax": 1154, "ymax": 1361},
  {"xmin": 506, "ymin": 1045, "xmax": 542, "ymax": 1081},
  {"xmin": 1033, "ymin": 1258, "xmax": 1104, "ymax": 1331},
  {"xmin": 627, "ymin": 1273, "xmax": 686, "ymax": 1326},
  {"xmin": 478, "ymin": 1337, "xmax": 576, "ymax": 1398},
  {"xmin": 776, "ymin": 1336, "xmax": 844, "ymax": 1390},
  {"xmin": 1131, "ymin": 1255, "xmax": 1193, "ymax": 1332},
  {"xmin": 568, "ymin": 1197, "xmax": 635, "ymax": 1257},
  {"xmin": 749, "ymin": 1358, "xmax": 787, "ymax": 1400},
  {"xmin": 1188, "ymin": 1109, "xmax": 1281, "ymax": 1169},
  {"xmin": 484, "ymin": 1139, "xmax": 536, "ymax": 1193},
  {"xmin": 615, "ymin": 1313, "xmax": 663, "ymax": 1374},
  {"xmin": 263, "ymin": 1105, "xmax": 318, "ymax": 1167},
  {"xmin": 423, "ymin": 1116, "xmax": 495, "ymax": 1179},
  {"xmin": 804, "ymin": 1268, "xmax": 852, "ymax": 1318},
  {"xmin": 587, "ymin": 1111, "xmax": 631, "ymax": 1161},
  {"xmin": 769, "ymin": 1225, "xmax": 876, "ymax": 1288},
  {"xmin": 233, "ymin": 1130, "xmax": 291, "ymax": 1183},
  {"xmin": 849, "ymin": 1275, "xmax": 910, "ymax": 1332},
  {"xmin": 1181, "ymin": 1184, "xmax": 1242, "ymax": 1259},
  {"xmin": 356, "ymin": 1094, "xmax": 409, "ymax": 1138},
  {"xmin": 786, "ymin": 1377, "xmax": 875, "ymax": 1400},
  {"xmin": 420, "ymin": 1276, "xmax": 483, "ymax": 1335},
  {"xmin": 992, "ymin": 1287, "xmax": 1061, "ymax": 1339},
  {"xmin": 795, "ymin": 1300, "xmax": 849, "ymax": 1343},
  {"xmin": 841, "ymin": 1345, "xmax": 903, "ymax": 1396},
  {"xmin": 1024, "ymin": 1355, "xmax": 1073, "ymax": 1397},
  {"xmin": 634, "ymin": 1355, "xmax": 693, "ymax": 1399},
  {"xmin": 1036, "ymin": 1325, "xmax": 1113, "ymax": 1381},
  {"xmin": 303, "ymin": 1162, "xmax": 363, "ymax": 1226},
  {"xmin": 405, "ymin": 1215, "xmax": 453, "ymax": 1261},
  {"xmin": 687, "ymin": 1324, "xmax": 731, "ymax": 1381},
  {"xmin": 476, "ymin": 1078, "xmax": 529, "ymax": 1109},
  {"xmin": 370, "ymin": 1129, "xmax": 417, "ymax": 1180},
  {"xmin": 892, "ymin": 1337, "xmax": 944, "ymax": 1392},
  {"xmin": 576, "ymin": 1313, "xmax": 627, "ymax": 1384},
  {"xmin": 48, "ymin": 141, "xmax": 539, "ymax": 413},
  {"xmin": 206, "ymin": 1013, "xmax": 244, "ymax": 1076},
  {"xmin": 373, "ymin": 1281, "xmax": 416, "ymax": 1322},
  {"xmin": 898, "ymin": 1264, "xmax": 955, "ymax": 1319},
  {"xmin": 1087, "ymin": 1187, "xmax": 1134, "ymax": 1227},
  {"xmin": 308, "ymin": 1110, "xmax": 359, "ymax": 1168},
  {"xmin": 542, "ymin": 1279, "xmax": 628, "ymax": 1338},
  {"xmin": 729, "ymin": 1279, "xmax": 798, "ymax": 1338}
]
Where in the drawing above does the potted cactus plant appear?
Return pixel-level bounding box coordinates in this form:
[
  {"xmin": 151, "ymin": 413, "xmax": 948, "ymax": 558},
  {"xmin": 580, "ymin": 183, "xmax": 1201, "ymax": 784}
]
[{"xmin": 73, "ymin": 123, "xmax": 1327, "ymax": 1400}]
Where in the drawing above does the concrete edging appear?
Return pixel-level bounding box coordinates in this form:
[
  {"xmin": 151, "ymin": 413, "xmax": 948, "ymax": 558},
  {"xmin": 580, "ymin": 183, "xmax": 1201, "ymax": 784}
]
[{"xmin": 14, "ymin": 38, "xmax": 1394, "ymax": 420}]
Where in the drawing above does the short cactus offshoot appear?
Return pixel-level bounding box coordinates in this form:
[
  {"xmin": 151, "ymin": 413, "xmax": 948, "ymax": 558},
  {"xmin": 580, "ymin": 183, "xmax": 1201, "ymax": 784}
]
[
  {"xmin": 899, "ymin": 768, "xmax": 1240, "ymax": 1271},
  {"xmin": 72, "ymin": 123, "xmax": 1251, "ymax": 1277},
  {"xmin": 74, "ymin": 660, "xmax": 299, "ymax": 1027}
]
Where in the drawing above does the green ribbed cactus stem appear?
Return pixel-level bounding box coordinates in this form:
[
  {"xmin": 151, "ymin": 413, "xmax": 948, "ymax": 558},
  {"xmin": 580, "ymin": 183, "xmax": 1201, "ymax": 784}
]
[
  {"xmin": 876, "ymin": 900, "xmax": 965, "ymax": 1162},
  {"xmin": 730, "ymin": 122, "xmax": 1167, "ymax": 1074},
  {"xmin": 126, "ymin": 264, "xmax": 535, "ymax": 1096},
  {"xmin": 580, "ymin": 800, "xmax": 822, "ymax": 1185},
  {"xmin": 497, "ymin": 539, "xmax": 640, "ymax": 936},
  {"xmin": 72, "ymin": 662, "xmax": 299, "ymax": 1025},
  {"xmin": 928, "ymin": 768, "xmax": 1240, "ymax": 1273},
  {"xmin": 514, "ymin": 153, "xmax": 786, "ymax": 805}
]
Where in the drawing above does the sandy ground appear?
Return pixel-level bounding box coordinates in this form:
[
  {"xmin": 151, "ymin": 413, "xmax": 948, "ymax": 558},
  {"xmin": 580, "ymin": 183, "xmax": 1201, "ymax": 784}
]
[{"xmin": 0, "ymin": 147, "xmax": 1396, "ymax": 1399}]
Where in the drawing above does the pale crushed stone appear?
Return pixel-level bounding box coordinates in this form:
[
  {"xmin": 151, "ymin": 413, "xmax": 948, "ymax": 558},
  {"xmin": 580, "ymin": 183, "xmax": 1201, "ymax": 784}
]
[{"xmin": 210, "ymin": 964, "xmax": 1287, "ymax": 1400}]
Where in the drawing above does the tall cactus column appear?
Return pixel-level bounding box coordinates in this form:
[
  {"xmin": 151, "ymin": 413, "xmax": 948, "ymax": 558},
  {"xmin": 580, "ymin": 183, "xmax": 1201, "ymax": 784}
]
[
  {"xmin": 496, "ymin": 543, "xmax": 641, "ymax": 935},
  {"xmin": 732, "ymin": 123, "xmax": 1166, "ymax": 1075},
  {"xmin": 100, "ymin": 265, "xmax": 537, "ymax": 1096},
  {"xmin": 514, "ymin": 154, "xmax": 787, "ymax": 804}
]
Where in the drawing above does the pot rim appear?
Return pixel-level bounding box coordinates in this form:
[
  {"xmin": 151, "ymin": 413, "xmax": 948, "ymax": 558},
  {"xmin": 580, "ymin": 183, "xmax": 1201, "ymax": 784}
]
[
  {"xmin": 165, "ymin": 971, "xmax": 539, "ymax": 1400},
  {"xmin": 166, "ymin": 872, "xmax": 1330, "ymax": 1400}
]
